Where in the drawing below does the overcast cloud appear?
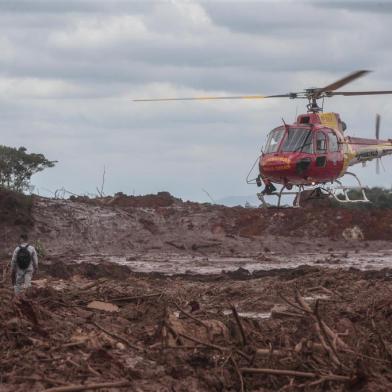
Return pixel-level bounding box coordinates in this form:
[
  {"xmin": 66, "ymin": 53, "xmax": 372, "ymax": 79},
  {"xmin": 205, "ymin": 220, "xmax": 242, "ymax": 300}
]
[{"xmin": 1, "ymin": 0, "xmax": 392, "ymax": 202}]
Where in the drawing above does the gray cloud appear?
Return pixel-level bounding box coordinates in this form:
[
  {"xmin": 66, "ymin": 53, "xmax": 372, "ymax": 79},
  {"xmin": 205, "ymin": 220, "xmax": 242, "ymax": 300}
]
[
  {"xmin": 315, "ymin": 1, "xmax": 392, "ymax": 14},
  {"xmin": 0, "ymin": 0, "xmax": 152, "ymax": 14},
  {"xmin": 0, "ymin": 1, "xmax": 391, "ymax": 201}
]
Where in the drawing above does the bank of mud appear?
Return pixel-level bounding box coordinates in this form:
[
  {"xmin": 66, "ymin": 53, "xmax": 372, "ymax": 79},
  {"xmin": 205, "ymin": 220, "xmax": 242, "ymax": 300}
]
[{"xmin": 0, "ymin": 191, "xmax": 391, "ymax": 257}]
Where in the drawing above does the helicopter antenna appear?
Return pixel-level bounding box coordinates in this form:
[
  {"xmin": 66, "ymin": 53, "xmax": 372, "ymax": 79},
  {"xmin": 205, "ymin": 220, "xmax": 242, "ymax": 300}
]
[{"xmin": 282, "ymin": 117, "xmax": 287, "ymax": 126}]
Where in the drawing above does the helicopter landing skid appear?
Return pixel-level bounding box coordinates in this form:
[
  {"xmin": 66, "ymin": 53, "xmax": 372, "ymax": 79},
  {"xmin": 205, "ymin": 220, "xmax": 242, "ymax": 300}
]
[
  {"xmin": 257, "ymin": 185, "xmax": 305, "ymax": 208},
  {"xmin": 256, "ymin": 172, "xmax": 369, "ymax": 208},
  {"xmin": 325, "ymin": 172, "xmax": 370, "ymax": 203}
]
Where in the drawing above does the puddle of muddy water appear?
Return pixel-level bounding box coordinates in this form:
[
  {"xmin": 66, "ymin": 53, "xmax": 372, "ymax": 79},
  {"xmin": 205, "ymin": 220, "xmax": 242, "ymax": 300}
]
[
  {"xmin": 219, "ymin": 294, "xmax": 329, "ymax": 321},
  {"xmin": 73, "ymin": 250, "xmax": 392, "ymax": 276}
]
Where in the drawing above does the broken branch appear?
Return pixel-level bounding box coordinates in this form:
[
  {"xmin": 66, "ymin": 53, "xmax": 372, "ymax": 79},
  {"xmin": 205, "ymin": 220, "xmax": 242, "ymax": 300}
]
[
  {"xmin": 90, "ymin": 321, "xmax": 143, "ymax": 352},
  {"xmin": 240, "ymin": 367, "xmax": 352, "ymax": 382},
  {"xmin": 230, "ymin": 303, "xmax": 247, "ymax": 346},
  {"xmin": 109, "ymin": 293, "xmax": 162, "ymax": 302},
  {"xmin": 177, "ymin": 331, "xmax": 226, "ymax": 352},
  {"xmin": 43, "ymin": 380, "xmax": 132, "ymax": 392},
  {"xmin": 173, "ymin": 302, "xmax": 210, "ymax": 330}
]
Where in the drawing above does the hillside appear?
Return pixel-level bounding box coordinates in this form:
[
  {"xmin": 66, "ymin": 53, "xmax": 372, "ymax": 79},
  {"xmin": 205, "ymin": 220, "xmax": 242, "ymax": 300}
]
[{"xmin": 2, "ymin": 191, "xmax": 392, "ymax": 258}]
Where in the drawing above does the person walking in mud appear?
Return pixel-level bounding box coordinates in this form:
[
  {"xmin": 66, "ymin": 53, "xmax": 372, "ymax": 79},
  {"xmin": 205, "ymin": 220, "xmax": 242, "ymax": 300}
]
[{"xmin": 10, "ymin": 234, "xmax": 38, "ymax": 295}]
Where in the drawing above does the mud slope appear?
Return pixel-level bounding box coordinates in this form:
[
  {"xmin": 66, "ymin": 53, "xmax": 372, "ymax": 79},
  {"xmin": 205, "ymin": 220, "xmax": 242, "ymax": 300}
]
[{"xmin": 1, "ymin": 190, "xmax": 392, "ymax": 257}]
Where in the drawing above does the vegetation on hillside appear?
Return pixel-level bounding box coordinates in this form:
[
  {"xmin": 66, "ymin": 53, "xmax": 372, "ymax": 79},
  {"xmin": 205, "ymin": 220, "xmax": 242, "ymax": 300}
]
[{"xmin": 337, "ymin": 187, "xmax": 392, "ymax": 208}]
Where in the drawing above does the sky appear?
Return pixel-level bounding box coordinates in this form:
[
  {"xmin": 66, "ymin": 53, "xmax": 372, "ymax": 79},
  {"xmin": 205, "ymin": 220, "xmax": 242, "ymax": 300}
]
[{"xmin": 0, "ymin": 0, "xmax": 392, "ymax": 202}]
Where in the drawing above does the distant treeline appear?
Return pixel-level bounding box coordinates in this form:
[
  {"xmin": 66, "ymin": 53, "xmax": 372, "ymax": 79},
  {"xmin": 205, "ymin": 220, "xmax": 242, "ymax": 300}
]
[{"xmin": 338, "ymin": 187, "xmax": 392, "ymax": 208}]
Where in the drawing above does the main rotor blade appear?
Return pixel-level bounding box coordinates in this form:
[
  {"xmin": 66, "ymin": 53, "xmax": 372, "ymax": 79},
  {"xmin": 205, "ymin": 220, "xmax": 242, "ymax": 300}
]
[
  {"xmin": 316, "ymin": 70, "xmax": 371, "ymax": 96},
  {"xmin": 134, "ymin": 94, "xmax": 291, "ymax": 102},
  {"xmin": 329, "ymin": 90, "xmax": 392, "ymax": 96}
]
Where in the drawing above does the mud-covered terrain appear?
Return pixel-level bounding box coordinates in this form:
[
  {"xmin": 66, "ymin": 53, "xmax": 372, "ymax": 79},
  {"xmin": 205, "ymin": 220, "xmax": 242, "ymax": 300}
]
[
  {"xmin": 1, "ymin": 191, "xmax": 392, "ymax": 269},
  {"xmin": 1, "ymin": 260, "xmax": 392, "ymax": 391},
  {"xmin": 0, "ymin": 191, "xmax": 392, "ymax": 391}
]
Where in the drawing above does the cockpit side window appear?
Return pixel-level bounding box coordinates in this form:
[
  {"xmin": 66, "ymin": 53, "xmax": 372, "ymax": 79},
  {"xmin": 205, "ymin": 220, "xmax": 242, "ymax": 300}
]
[
  {"xmin": 328, "ymin": 132, "xmax": 339, "ymax": 152},
  {"xmin": 315, "ymin": 131, "xmax": 327, "ymax": 152},
  {"xmin": 264, "ymin": 127, "xmax": 285, "ymax": 153}
]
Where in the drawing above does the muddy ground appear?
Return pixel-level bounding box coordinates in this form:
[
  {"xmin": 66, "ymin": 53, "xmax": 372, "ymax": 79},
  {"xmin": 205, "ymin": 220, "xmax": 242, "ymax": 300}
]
[
  {"xmin": 0, "ymin": 191, "xmax": 392, "ymax": 391},
  {"xmin": 1, "ymin": 190, "xmax": 392, "ymax": 253}
]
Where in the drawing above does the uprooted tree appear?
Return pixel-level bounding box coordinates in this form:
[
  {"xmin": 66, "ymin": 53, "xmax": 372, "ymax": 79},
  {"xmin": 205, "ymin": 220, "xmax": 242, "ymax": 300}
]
[{"xmin": 0, "ymin": 145, "xmax": 57, "ymax": 192}]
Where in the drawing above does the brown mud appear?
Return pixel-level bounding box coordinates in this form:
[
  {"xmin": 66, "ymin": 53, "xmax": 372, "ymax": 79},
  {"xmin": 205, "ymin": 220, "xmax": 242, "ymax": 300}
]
[
  {"xmin": 0, "ymin": 191, "xmax": 392, "ymax": 391},
  {"xmin": 0, "ymin": 191, "xmax": 391, "ymax": 256},
  {"xmin": 1, "ymin": 260, "xmax": 392, "ymax": 391}
]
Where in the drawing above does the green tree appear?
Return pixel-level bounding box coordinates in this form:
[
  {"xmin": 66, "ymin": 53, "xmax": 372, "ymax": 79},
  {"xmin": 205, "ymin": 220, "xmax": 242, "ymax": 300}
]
[
  {"xmin": 353, "ymin": 187, "xmax": 392, "ymax": 208},
  {"xmin": 0, "ymin": 145, "xmax": 57, "ymax": 192}
]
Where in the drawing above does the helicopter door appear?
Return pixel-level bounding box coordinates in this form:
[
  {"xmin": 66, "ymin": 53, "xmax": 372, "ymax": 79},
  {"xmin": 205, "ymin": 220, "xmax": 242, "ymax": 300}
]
[
  {"xmin": 326, "ymin": 131, "xmax": 344, "ymax": 175},
  {"xmin": 313, "ymin": 130, "xmax": 343, "ymax": 181},
  {"xmin": 315, "ymin": 131, "xmax": 327, "ymax": 167},
  {"xmin": 312, "ymin": 130, "xmax": 329, "ymax": 180}
]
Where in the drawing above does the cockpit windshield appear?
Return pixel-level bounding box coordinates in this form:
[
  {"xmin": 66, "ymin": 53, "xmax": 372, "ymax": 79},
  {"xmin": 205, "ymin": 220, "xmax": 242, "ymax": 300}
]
[
  {"xmin": 264, "ymin": 127, "xmax": 285, "ymax": 153},
  {"xmin": 281, "ymin": 127, "xmax": 312, "ymax": 153}
]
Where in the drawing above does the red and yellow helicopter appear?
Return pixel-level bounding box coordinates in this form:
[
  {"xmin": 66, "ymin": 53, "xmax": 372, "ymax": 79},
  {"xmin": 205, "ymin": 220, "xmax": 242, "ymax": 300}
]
[{"xmin": 135, "ymin": 70, "xmax": 392, "ymax": 207}]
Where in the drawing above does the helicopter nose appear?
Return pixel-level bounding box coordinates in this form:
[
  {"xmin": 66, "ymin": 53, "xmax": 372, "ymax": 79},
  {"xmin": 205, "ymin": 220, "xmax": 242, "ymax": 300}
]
[{"xmin": 261, "ymin": 156, "xmax": 293, "ymax": 172}]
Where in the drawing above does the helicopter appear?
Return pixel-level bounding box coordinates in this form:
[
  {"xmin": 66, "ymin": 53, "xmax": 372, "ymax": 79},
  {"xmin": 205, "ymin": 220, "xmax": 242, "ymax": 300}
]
[{"xmin": 135, "ymin": 70, "xmax": 392, "ymax": 207}]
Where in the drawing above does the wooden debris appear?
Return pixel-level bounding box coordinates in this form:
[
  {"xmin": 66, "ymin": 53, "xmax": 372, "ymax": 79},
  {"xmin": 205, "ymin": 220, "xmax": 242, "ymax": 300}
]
[
  {"xmin": 42, "ymin": 380, "xmax": 132, "ymax": 392},
  {"xmin": 240, "ymin": 367, "xmax": 352, "ymax": 382},
  {"xmin": 86, "ymin": 301, "xmax": 119, "ymax": 313},
  {"xmin": 230, "ymin": 303, "xmax": 247, "ymax": 346},
  {"xmin": 109, "ymin": 292, "xmax": 162, "ymax": 302},
  {"xmin": 1, "ymin": 258, "xmax": 392, "ymax": 391},
  {"xmin": 90, "ymin": 321, "xmax": 143, "ymax": 352}
]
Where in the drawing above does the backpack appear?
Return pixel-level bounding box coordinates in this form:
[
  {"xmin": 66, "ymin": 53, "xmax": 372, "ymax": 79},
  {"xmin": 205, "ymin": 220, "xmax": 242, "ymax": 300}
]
[{"xmin": 16, "ymin": 245, "xmax": 31, "ymax": 270}]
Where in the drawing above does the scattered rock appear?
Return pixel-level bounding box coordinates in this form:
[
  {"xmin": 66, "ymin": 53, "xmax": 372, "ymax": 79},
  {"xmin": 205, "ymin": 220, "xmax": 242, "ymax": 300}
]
[{"xmin": 342, "ymin": 225, "xmax": 365, "ymax": 241}]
